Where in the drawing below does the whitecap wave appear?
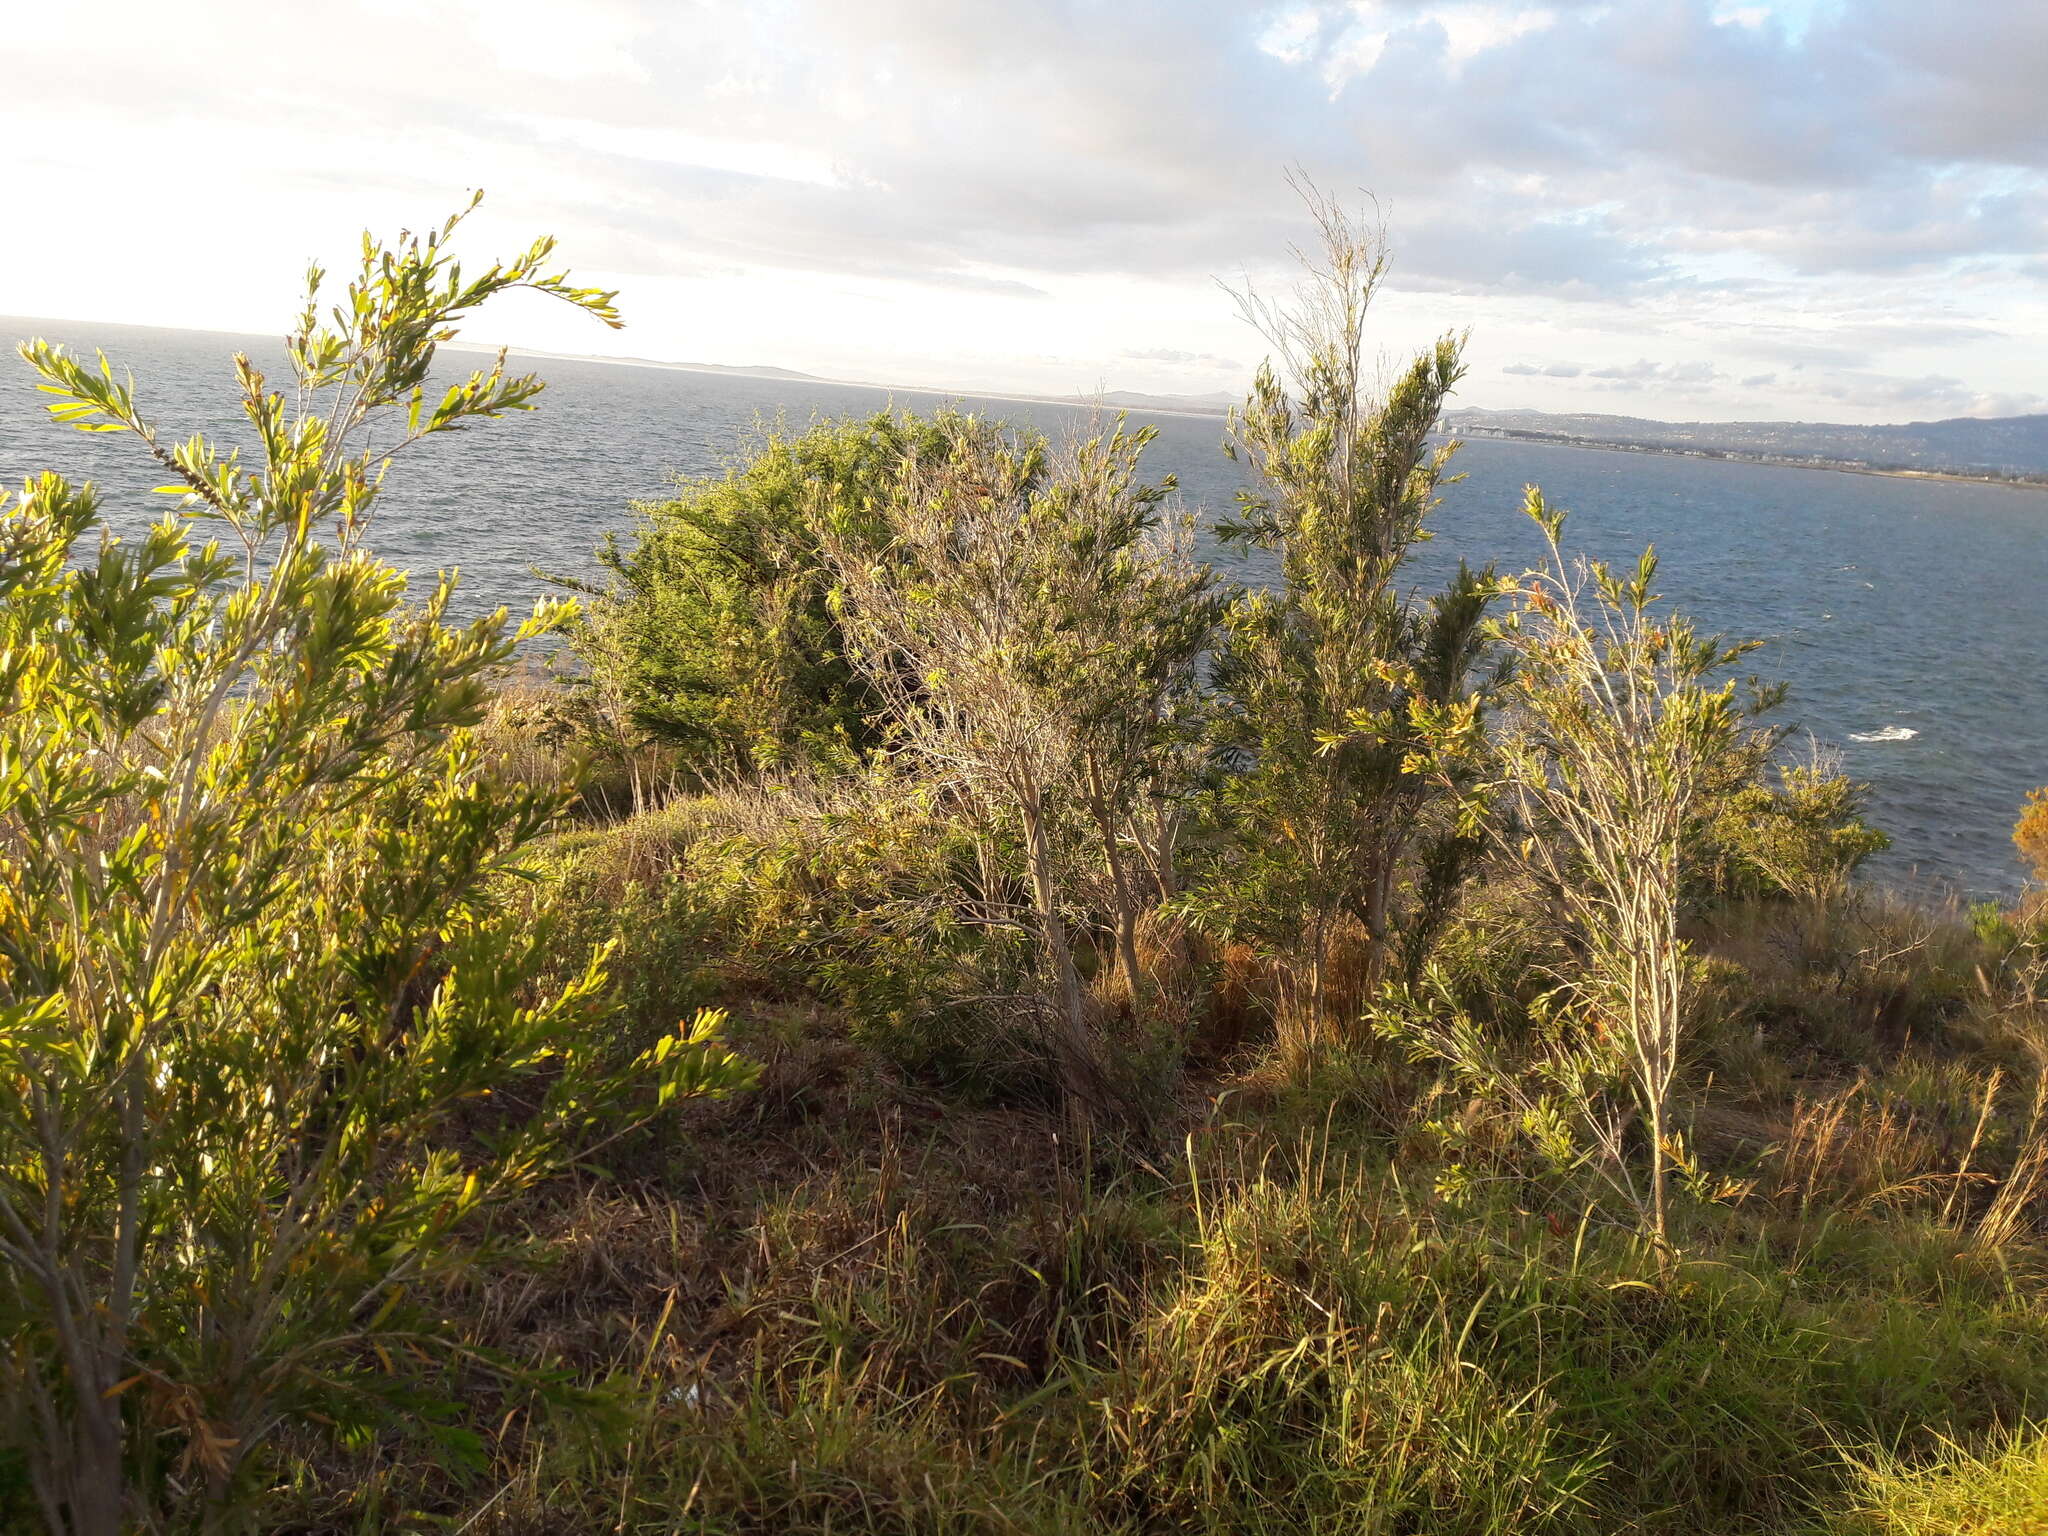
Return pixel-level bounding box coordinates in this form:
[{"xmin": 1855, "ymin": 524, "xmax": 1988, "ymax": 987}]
[{"xmin": 1849, "ymin": 726, "xmax": 1918, "ymax": 743}]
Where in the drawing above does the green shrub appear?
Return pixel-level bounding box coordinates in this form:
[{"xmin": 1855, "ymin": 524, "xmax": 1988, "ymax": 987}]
[
  {"xmin": 528, "ymin": 776, "xmax": 1061, "ymax": 1102},
  {"xmin": 1199, "ymin": 185, "xmax": 1492, "ymax": 1030},
  {"xmin": 559, "ymin": 411, "xmax": 955, "ymax": 775},
  {"xmin": 0, "ymin": 203, "xmax": 753, "ymax": 1536},
  {"xmin": 1705, "ymin": 753, "xmax": 1892, "ymax": 906}
]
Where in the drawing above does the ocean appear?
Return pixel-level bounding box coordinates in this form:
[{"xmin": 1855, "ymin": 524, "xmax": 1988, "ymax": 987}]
[{"xmin": 4, "ymin": 317, "xmax": 2043, "ymax": 900}]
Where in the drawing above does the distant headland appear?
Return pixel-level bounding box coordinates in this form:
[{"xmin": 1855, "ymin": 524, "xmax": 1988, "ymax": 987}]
[{"xmin": 443, "ymin": 339, "xmax": 2048, "ymax": 488}]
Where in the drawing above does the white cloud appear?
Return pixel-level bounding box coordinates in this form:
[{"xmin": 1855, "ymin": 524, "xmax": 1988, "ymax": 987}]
[
  {"xmin": 0, "ymin": 0, "xmax": 2043, "ymax": 421},
  {"xmin": 523, "ymin": 117, "xmax": 850, "ymax": 188}
]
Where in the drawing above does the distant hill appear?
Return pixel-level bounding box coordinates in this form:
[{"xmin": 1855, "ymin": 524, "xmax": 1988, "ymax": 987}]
[
  {"xmin": 442, "ymin": 337, "xmax": 2048, "ymax": 480},
  {"xmin": 443, "ymin": 341, "xmax": 828, "ymax": 384},
  {"xmin": 1443, "ymin": 406, "xmax": 2048, "ymax": 480},
  {"xmin": 1083, "ymin": 389, "xmax": 1236, "ymax": 416},
  {"xmin": 657, "ymin": 361, "xmax": 824, "ymax": 381}
]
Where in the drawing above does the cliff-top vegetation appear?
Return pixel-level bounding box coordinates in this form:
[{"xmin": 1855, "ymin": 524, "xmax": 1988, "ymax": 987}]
[{"xmin": 4, "ymin": 190, "xmax": 2048, "ymax": 1535}]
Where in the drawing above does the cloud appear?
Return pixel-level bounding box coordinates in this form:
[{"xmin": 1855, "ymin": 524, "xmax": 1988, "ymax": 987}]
[
  {"xmin": 1811, "ymin": 371, "xmax": 2048, "ymax": 419},
  {"xmin": 36, "ymin": 0, "xmax": 2045, "ymax": 292},
  {"xmin": 1389, "ymin": 203, "xmax": 1672, "ymax": 297},
  {"xmin": 3, "ymin": 0, "xmax": 2045, "ymax": 420},
  {"xmin": 1123, "ymin": 347, "xmax": 1243, "ymax": 368},
  {"xmin": 1588, "ymin": 359, "xmax": 1726, "ymax": 387}
]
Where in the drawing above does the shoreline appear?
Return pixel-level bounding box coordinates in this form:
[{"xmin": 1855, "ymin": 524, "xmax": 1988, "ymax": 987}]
[
  {"xmin": 17, "ymin": 316, "xmax": 2037, "ymax": 493},
  {"xmin": 453, "ymin": 341, "xmax": 2048, "ymax": 492},
  {"xmin": 442, "ymin": 338, "xmax": 1244, "ymax": 422},
  {"xmin": 1449, "ymin": 426, "xmax": 2048, "ymax": 494}
]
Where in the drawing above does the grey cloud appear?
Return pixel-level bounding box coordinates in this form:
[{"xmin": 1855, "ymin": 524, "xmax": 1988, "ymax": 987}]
[
  {"xmin": 42, "ymin": 0, "xmax": 2048, "ymax": 298},
  {"xmin": 9, "ymin": 0, "xmax": 2045, "ymax": 427},
  {"xmin": 1809, "ymin": 370, "xmax": 2046, "ymax": 418},
  {"xmin": 1720, "ymin": 311, "xmax": 2013, "ymax": 377},
  {"xmin": 1504, "ymin": 361, "xmax": 1583, "ymax": 378},
  {"xmin": 333, "ymin": 1, "xmax": 2011, "ymax": 293},
  {"xmin": 1666, "ymin": 172, "xmax": 2048, "ymax": 278},
  {"xmin": 1588, "ymin": 359, "xmax": 1725, "ymax": 388},
  {"xmin": 1390, "ymin": 204, "xmax": 1671, "ymax": 297},
  {"xmin": 1835, "ymin": 2, "xmax": 2048, "ymax": 168}
]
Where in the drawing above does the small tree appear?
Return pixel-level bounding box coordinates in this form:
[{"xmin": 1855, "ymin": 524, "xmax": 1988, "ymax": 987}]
[
  {"xmin": 1705, "ymin": 741, "xmax": 1890, "ymax": 907},
  {"xmin": 1202, "ymin": 180, "xmax": 1494, "ymax": 1027},
  {"xmin": 1038, "ymin": 432, "xmax": 1221, "ymax": 1000},
  {"xmin": 0, "ymin": 202, "xmax": 753, "ymax": 1535},
  {"xmin": 1444, "ymin": 488, "xmax": 1753, "ymax": 1250},
  {"xmin": 823, "ymin": 413, "xmax": 1208, "ymax": 1107}
]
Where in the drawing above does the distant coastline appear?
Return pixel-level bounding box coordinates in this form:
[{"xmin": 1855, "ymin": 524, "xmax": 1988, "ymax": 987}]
[
  {"xmin": 441, "ymin": 338, "xmax": 1242, "ymax": 421},
  {"xmin": 444, "ymin": 340, "xmax": 2048, "ymax": 491},
  {"xmin": 1448, "ymin": 423, "xmax": 2048, "ymax": 494},
  {"xmin": 15, "ymin": 317, "xmax": 2040, "ymax": 491}
]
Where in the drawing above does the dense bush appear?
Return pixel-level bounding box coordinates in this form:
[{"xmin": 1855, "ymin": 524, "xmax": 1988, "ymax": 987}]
[
  {"xmin": 1705, "ymin": 749, "xmax": 1893, "ymax": 905},
  {"xmin": 558, "ymin": 411, "xmax": 956, "ymax": 775},
  {"xmin": 2017, "ymin": 787, "xmax": 2048, "ymax": 886},
  {"xmin": 1197, "ymin": 185, "xmax": 1496, "ymax": 1032},
  {"xmin": 521, "ymin": 772, "xmax": 1052, "ymax": 1099},
  {"xmin": 822, "ymin": 411, "xmax": 1218, "ymax": 1111}
]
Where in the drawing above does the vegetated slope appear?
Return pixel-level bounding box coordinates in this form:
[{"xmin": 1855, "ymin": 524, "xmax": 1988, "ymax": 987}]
[
  {"xmin": 1445, "ymin": 405, "xmax": 2048, "ymax": 478},
  {"xmin": 316, "ymin": 763, "xmax": 2048, "ymax": 1536}
]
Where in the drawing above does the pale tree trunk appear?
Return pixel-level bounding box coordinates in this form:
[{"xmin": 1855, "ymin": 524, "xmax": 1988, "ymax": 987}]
[
  {"xmin": 1107, "ymin": 847, "xmax": 1143, "ymax": 1006},
  {"xmin": 31, "ymin": 1369, "xmax": 122, "ymax": 1536},
  {"xmin": 37, "ymin": 1311, "xmax": 127, "ymax": 1536},
  {"xmin": 1141, "ymin": 798, "xmax": 1182, "ymax": 902},
  {"xmin": 1016, "ymin": 778, "xmax": 1100, "ymax": 1114},
  {"xmin": 1081, "ymin": 761, "xmax": 1144, "ymax": 1002},
  {"xmin": 1361, "ymin": 841, "xmax": 1395, "ymax": 1004},
  {"xmin": 1305, "ymin": 913, "xmax": 1329, "ymax": 1032},
  {"xmin": 1643, "ymin": 878, "xmax": 1681, "ymax": 1260},
  {"xmin": 1358, "ymin": 803, "xmax": 1424, "ymax": 1004},
  {"xmin": 1127, "ymin": 796, "xmax": 1190, "ymax": 973}
]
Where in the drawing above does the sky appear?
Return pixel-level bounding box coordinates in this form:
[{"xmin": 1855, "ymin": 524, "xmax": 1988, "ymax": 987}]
[{"xmin": 3, "ymin": 0, "xmax": 2044, "ymax": 423}]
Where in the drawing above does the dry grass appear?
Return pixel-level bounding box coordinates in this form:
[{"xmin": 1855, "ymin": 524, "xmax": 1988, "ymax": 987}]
[
  {"xmin": 474, "ymin": 666, "xmax": 686, "ymax": 819},
  {"xmin": 245, "ymin": 785, "xmax": 2048, "ymax": 1534},
  {"xmin": 1830, "ymin": 1428, "xmax": 2048, "ymax": 1534}
]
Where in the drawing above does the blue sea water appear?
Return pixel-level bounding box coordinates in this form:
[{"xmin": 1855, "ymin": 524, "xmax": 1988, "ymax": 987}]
[{"xmin": 3, "ymin": 317, "xmax": 2043, "ymax": 899}]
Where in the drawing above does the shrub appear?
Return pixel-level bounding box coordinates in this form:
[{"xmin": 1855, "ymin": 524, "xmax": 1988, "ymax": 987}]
[
  {"xmin": 2017, "ymin": 788, "xmax": 2048, "ymax": 886},
  {"xmin": 526, "ymin": 774, "xmax": 1059, "ymax": 1101},
  {"xmin": 1198, "ymin": 180, "xmax": 1496, "ymax": 1029},
  {"xmin": 823, "ymin": 413, "xmax": 1210, "ymax": 1114},
  {"xmin": 1397, "ymin": 489, "xmax": 1760, "ymax": 1252},
  {"xmin": 558, "ymin": 411, "xmax": 955, "ymax": 775},
  {"xmin": 1706, "ymin": 746, "xmax": 1891, "ymax": 906},
  {"xmin": 0, "ymin": 202, "xmax": 753, "ymax": 1536}
]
